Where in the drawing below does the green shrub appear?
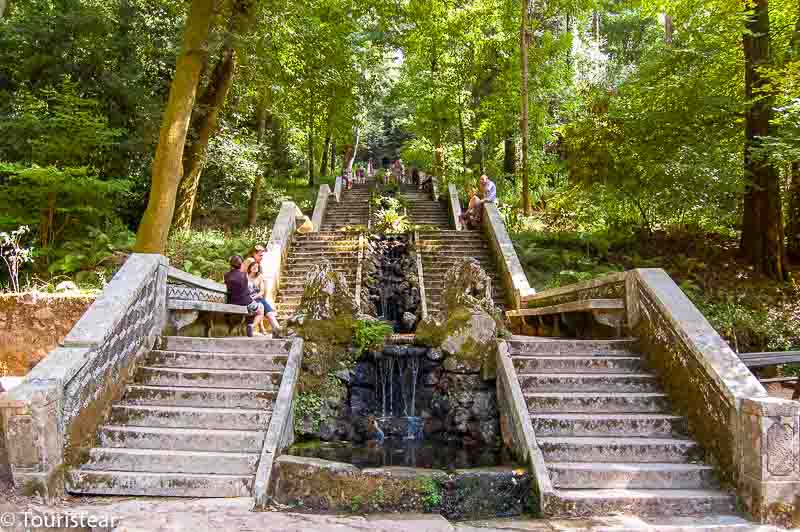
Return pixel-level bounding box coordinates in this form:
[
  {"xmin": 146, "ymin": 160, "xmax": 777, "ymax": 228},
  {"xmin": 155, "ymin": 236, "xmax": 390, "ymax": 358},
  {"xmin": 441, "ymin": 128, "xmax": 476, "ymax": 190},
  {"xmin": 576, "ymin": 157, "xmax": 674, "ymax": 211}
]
[{"xmin": 353, "ymin": 319, "xmax": 394, "ymax": 355}]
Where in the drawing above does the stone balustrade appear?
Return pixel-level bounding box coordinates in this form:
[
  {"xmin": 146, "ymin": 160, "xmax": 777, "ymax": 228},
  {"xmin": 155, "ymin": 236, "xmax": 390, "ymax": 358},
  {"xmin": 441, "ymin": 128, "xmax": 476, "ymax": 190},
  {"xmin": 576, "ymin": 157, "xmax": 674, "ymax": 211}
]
[
  {"xmin": 481, "ymin": 203, "xmax": 536, "ymax": 309},
  {"xmin": 0, "ymin": 254, "xmax": 168, "ymax": 496},
  {"xmin": 311, "ymin": 184, "xmax": 332, "ymax": 232}
]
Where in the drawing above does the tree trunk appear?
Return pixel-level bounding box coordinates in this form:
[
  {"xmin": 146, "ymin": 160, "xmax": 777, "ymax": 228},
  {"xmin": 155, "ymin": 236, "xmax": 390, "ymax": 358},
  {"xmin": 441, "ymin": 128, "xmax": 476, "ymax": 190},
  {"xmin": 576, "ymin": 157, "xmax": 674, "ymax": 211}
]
[
  {"xmin": 664, "ymin": 14, "xmax": 674, "ymax": 45},
  {"xmin": 348, "ymin": 125, "xmax": 360, "ymax": 174},
  {"xmin": 319, "ymin": 99, "xmax": 335, "ymax": 176},
  {"xmin": 246, "ymin": 85, "xmax": 273, "ymax": 227},
  {"xmin": 457, "ymin": 97, "xmax": 467, "ymax": 175},
  {"xmin": 0, "ymin": 0, "xmax": 8, "ymax": 18},
  {"xmin": 503, "ymin": 134, "xmax": 516, "ymax": 177},
  {"xmin": 740, "ymin": 0, "xmax": 786, "ymax": 279},
  {"xmin": 331, "ymin": 140, "xmax": 336, "ymax": 174},
  {"xmin": 172, "ymin": 44, "xmax": 238, "ymax": 230},
  {"xmin": 787, "ymin": 11, "xmax": 800, "ymax": 257},
  {"xmin": 308, "ymin": 114, "xmax": 315, "ymax": 186},
  {"xmin": 133, "ymin": 0, "xmax": 215, "ymax": 253},
  {"xmin": 520, "ymin": 0, "xmax": 531, "ymax": 215},
  {"xmin": 789, "ymin": 162, "xmax": 800, "ymax": 258}
]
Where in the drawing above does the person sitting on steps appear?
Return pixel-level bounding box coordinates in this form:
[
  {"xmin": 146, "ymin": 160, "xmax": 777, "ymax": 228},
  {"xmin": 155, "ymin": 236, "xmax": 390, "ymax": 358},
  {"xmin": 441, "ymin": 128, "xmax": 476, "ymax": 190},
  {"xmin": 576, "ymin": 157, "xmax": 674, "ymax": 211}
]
[
  {"xmin": 225, "ymin": 255, "xmax": 263, "ymax": 337},
  {"xmin": 459, "ymin": 174, "xmax": 496, "ymax": 228},
  {"xmin": 246, "ymin": 259, "xmax": 283, "ymax": 337}
]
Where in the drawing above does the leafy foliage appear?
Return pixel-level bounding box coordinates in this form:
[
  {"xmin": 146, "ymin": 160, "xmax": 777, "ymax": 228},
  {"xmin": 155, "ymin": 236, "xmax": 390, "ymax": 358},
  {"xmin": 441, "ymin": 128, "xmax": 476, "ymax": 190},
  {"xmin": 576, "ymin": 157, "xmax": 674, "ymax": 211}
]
[{"xmin": 353, "ymin": 319, "xmax": 394, "ymax": 355}]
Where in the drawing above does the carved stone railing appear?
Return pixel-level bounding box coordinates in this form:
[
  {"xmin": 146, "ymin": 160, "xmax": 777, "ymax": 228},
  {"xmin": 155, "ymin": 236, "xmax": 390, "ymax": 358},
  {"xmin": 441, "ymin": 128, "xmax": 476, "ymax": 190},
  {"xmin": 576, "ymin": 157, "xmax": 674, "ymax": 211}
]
[
  {"xmin": 0, "ymin": 254, "xmax": 168, "ymax": 496},
  {"xmin": 481, "ymin": 203, "xmax": 536, "ymax": 308},
  {"xmin": 430, "ymin": 174, "xmax": 440, "ymax": 201},
  {"xmin": 496, "ymin": 340, "xmax": 553, "ymax": 512},
  {"xmin": 447, "ymin": 183, "xmax": 463, "ymax": 231},
  {"xmin": 264, "ymin": 201, "xmax": 305, "ymax": 304},
  {"xmin": 333, "ymin": 176, "xmax": 343, "ymax": 202},
  {"xmin": 511, "ymin": 267, "xmax": 799, "ymax": 524},
  {"xmin": 253, "ymin": 338, "xmax": 304, "ymax": 508},
  {"xmin": 310, "ymin": 184, "xmax": 332, "ymax": 232}
]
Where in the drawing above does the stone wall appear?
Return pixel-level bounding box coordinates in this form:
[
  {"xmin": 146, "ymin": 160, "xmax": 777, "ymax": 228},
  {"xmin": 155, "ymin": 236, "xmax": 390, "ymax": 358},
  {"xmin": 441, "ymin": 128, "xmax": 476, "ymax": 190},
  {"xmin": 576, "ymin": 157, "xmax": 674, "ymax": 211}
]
[
  {"xmin": 1, "ymin": 254, "xmax": 168, "ymax": 496},
  {"xmin": 0, "ymin": 294, "xmax": 94, "ymax": 377}
]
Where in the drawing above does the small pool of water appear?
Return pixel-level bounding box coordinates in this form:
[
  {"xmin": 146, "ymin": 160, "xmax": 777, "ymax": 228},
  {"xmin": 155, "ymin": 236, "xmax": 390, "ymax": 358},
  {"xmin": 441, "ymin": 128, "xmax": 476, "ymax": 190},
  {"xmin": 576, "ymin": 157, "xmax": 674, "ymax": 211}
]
[{"xmin": 286, "ymin": 438, "xmax": 516, "ymax": 470}]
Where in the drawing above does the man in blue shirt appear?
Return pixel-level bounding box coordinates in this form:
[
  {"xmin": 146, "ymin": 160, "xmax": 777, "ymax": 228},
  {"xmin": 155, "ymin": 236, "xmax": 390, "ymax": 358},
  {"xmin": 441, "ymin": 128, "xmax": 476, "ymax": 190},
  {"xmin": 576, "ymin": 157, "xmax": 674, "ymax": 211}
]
[
  {"xmin": 459, "ymin": 174, "xmax": 497, "ymax": 228},
  {"xmin": 480, "ymin": 174, "xmax": 497, "ymax": 204}
]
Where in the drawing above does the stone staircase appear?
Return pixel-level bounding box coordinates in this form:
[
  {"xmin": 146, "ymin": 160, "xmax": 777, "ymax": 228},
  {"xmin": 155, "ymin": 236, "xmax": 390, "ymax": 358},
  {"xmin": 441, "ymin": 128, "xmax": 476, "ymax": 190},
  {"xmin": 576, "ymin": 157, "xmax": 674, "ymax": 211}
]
[
  {"xmin": 400, "ymin": 187, "xmax": 450, "ymax": 228},
  {"xmin": 507, "ymin": 336, "xmax": 735, "ymax": 517},
  {"xmin": 274, "ymin": 184, "xmax": 370, "ymax": 319},
  {"xmin": 322, "ymin": 183, "xmax": 370, "ymax": 231},
  {"xmin": 417, "ymin": 230, "xmax": 507, "ymax": 313},
  {"xmin": 67, "ymin": 336, "xmax": 292, "ymax": 497}
]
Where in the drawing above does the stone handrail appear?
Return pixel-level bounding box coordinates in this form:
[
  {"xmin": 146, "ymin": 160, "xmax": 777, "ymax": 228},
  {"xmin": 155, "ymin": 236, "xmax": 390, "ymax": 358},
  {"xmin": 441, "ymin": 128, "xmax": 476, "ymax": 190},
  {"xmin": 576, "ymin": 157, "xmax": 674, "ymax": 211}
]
[
  {"xmin": 626, "ymin": 269, "xmax": 797, "ymax": 523},
  {"xmin": 496, "ymin": 340, "xmax": 553, "ymax": 507},
  {"xmin": 310, "ymin": 184, "xmax": 331, "ymax": 232},
  {"xmin": 431, "ymin": 175, "xmax": 440, "ymax": 201},
  {"xmin": 333, "ymin": 176, "xmax": 343, "ymax": 202},
  {"xmin": 447, "ymin": 183, "xmax": 463, "ymax": 231},
  {"xmin": 166, "ymin": 265, "xmax": 227, "ymax": 304},
  {"xmin": 480, "ymin": 202, "xmax": 535, "ymax": 308},
  {"xmin": 253, "ymin": 337, "xmax": 304, "ymax": 509},
  {"xmin": 264, "ymin": 201, "xmax": 304, "ymax": 304},
  {"xmin": 521, "ymin": 271, "xmax": 626, "ymax": 308},
  {"xmin": 413, "ymin": 230, "xmax": 428, "ymax": 320},
  {"xmin": 1, "ymin": 253, "xmax": 168, "ymax": 495}
]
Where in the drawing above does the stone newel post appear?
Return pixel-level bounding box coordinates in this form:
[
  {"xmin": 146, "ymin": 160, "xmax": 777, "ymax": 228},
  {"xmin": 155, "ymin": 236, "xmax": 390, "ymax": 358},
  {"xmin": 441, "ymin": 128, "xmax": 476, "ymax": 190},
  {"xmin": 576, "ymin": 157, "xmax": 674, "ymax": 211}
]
[
  {"xmin": 739, "ymin": 397, "xmax": 800, "ymax": 524},
  {"xmin": 2, "ymin": 380, "xmax": 65, "ymax": 496}
]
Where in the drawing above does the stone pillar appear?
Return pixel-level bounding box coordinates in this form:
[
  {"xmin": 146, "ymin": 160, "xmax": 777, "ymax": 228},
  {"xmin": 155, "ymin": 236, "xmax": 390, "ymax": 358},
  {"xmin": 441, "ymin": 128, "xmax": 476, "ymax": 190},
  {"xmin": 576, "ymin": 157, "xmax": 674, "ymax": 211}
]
[
  {"xmin": 1, "ymin": 380, "xmax": 64, "ymax": 498},
  {"xmin": 739, "ymin": 397, "xmax": 800, "ymax": 526}
]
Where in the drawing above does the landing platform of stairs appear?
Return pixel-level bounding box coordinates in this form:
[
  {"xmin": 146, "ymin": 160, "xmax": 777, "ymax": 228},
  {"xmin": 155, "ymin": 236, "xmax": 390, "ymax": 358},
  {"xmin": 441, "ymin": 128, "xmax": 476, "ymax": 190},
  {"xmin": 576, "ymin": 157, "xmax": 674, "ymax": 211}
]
[{"xmin": 4, "ymin": 497, "xmax": 778, "ymax": 532}]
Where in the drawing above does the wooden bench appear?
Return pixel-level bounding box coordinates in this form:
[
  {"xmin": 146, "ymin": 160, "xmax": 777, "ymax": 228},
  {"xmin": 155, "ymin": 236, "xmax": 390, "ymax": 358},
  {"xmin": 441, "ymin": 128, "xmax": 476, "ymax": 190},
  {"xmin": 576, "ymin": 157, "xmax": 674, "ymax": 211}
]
[{"xmin": 738, "ymin": 351, "xmax": 800, "ymax": 400}]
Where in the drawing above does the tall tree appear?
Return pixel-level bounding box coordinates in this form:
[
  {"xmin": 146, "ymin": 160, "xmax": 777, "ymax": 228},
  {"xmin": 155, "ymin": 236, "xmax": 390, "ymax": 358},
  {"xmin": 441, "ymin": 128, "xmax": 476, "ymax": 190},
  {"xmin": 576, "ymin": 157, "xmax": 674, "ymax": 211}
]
[
  {"xmin": 740, "ymin": 0, "xmax": 787, "ymax": 279},
  {"xmin": 133, "ymin": 0, "xmax": 216, "ymax": 253},
  {"xmin": 520, "ymin": 0, "xmax": 531, "ymax": 214},
  {"xmin": 173, "ymin": 0, "xmax": 257, "ymax": 230},
  {"xmin": 246, "ymin": 84, "xmax": 274, "ymax": 226},
  {"xmin": 788, "ymin": 10, "xmax": 800, "ymax": 257}
]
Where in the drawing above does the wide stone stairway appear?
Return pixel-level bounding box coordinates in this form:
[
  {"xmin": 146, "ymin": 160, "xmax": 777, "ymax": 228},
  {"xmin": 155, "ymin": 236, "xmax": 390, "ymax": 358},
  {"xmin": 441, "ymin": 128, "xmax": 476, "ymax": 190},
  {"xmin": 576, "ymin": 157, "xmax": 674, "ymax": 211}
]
[
  {"xmin": 417, "ymin": 230, "xmax": 507, "ymax": 313},
  {"xmin": 400, "ymin": 187, "xmax": 451, "ymax": 228},
  {"xmin": 67, "ymin": 336, "xmax": 292, "ymax": 497},
  {"xmin": 508, "ymin": 336, "xmax": 735, "ymax": 516},
  {"xmin": 274, "ymin": 184, "xmax": 370, "ymax": 318}
]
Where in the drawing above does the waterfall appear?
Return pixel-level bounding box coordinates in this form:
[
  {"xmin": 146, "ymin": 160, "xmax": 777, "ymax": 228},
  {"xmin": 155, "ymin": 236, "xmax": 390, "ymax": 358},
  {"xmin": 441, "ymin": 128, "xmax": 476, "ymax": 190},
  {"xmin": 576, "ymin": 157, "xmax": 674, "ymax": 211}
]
[{"xmin": 374, "ymin": 347, "xmax": 424, "ymax": 440}]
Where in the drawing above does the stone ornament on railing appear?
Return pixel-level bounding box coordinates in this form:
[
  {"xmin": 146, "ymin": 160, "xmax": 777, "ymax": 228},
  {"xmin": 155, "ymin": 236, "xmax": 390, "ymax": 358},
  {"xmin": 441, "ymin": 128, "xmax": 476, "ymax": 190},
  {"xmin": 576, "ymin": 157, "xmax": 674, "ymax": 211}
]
[
  {"xmin": 441, "ymin": 257, "xmax": 493, "ymax": 315},
  {"xmin": 167, "ymin": 282, "xmax": 226, "ymax": 303}
]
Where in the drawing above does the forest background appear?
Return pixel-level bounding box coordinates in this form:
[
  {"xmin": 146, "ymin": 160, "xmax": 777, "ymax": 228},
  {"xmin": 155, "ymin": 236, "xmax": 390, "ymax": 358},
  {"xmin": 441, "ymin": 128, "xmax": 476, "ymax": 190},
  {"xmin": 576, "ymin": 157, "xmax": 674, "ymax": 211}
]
[{"xmin": 0, "ymin": 0, "xmax": 799, "ymax": 355}]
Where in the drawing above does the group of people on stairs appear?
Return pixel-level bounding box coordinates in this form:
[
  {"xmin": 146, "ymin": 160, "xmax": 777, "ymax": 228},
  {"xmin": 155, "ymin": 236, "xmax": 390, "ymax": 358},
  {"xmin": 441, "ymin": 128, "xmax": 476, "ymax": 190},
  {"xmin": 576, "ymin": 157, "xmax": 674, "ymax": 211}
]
[{"xmin": 224, "ymin": 245, "xmax": 284, "ymax": 338}]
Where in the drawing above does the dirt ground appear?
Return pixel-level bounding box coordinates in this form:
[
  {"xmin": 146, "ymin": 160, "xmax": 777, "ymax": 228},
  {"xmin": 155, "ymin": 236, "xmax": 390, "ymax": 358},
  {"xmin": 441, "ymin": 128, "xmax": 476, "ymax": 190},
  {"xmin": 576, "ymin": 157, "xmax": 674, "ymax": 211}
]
[{"xmin": 0, "ymin": 292, "xmax": 94, "ymax": 379}]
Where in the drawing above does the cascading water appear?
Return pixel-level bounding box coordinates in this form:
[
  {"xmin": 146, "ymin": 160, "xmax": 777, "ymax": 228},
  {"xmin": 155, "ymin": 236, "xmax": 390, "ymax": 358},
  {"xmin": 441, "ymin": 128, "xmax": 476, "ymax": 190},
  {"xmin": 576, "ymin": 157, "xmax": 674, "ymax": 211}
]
[{"xmin": 375, "ymin": 349, "xmax": 424, "ymax": 440}]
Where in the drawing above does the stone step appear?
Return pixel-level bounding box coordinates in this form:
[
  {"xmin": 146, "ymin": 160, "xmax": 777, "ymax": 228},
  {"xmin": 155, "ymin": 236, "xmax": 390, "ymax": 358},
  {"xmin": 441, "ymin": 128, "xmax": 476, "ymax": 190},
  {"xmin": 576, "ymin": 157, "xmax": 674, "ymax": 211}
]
[
  {"xmin": 287, "ymin": 251, "xmax": 359, "ymax": 258},
  {"xmin": 135, "ymin": 367, "xmax": 281, "ymax": 391},
  {"xmin": 514, "ymin": 356, "xmax": 643, "ymax": 373},
  {"xmin": 538, "ymin": 436, "xmax": 702, "ymax": 463},
  {"xmin": 549, "ymin": 462, "xmax": 718, "ymax": 490},
  {"xmin": 550, "ymin": 488, "xmax": 735, "ymax": 517},
  {"xmin": 508, "ymin": 338, "xmax": 639, "ymax": 355},
  {"xmin": 81, "ymin": 448, "xmax": 259, "ymax": 475},
  {"xmin": 517, "ymin": 373, "xmax": 661, "ymax": 393},
  {"xmin": 97, "ymin": 425, "xmax": 265, "ymax": 452},
  {"xmin": 295, "ymin": 234, "xmax": 359, "ymax": 241},
  {"xmin": 66, "ymin": 470, "xmax": 252, "ymax": 497},
  {"xmin": 156, "ymin": 336, "xmax": 291, "ymax": 354},
  {"xmin": 146, "ymin": 351, "xmax": 287, "ymax": 371},
  {"xmin": 109, "ymin": 404, "xmax": 271, "ymax": 430},
  {"xmin": 124, "ymin": 385, "xmax": 276, "ymax": 409},
  {"xmin": 530, "ymin": 413, "xmax": 688, "ymax": 438},
  {"xmin": 526, "ymin": 392, "xmax": 670, "ymax": 413}
]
